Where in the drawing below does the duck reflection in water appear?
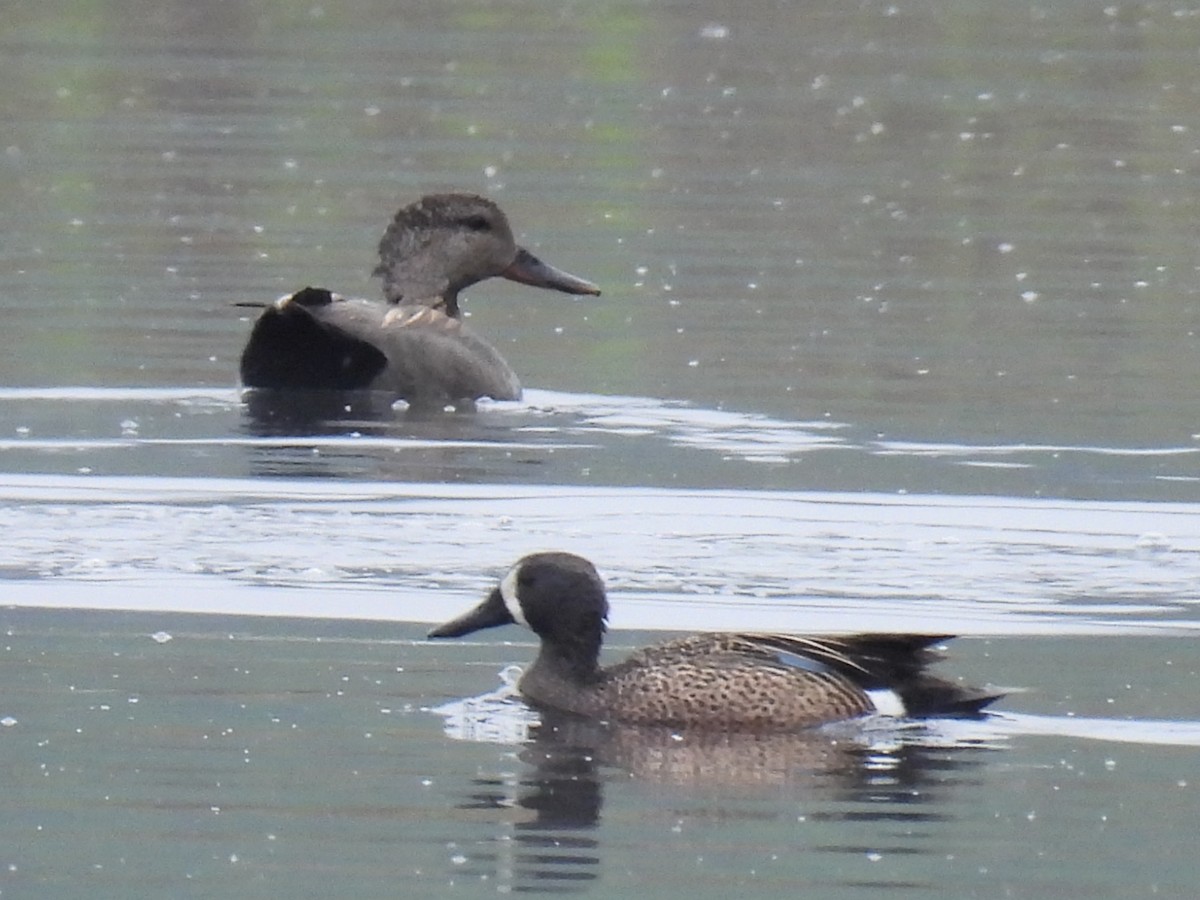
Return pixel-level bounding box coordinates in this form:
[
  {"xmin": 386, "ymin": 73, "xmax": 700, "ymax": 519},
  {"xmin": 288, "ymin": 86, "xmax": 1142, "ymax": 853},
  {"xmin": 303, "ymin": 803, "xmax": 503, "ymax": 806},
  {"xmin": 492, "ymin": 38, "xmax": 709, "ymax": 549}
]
[
  {"xmin": 432, "ymin": 667, "xmax": 1004, "ymax": 788},
  {"xmin": 434, "ymin": 682, "xmax": 1003, "ymax": 893},
  {"xmin": 238, "ymin": 193, "xmax": 600, "ymax": 432}
]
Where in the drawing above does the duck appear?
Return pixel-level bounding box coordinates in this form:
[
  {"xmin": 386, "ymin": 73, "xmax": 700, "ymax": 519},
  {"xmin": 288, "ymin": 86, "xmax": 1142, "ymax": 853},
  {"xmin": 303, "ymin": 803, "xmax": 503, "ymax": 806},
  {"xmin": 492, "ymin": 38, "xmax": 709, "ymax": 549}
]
[
  {"xmin": 238, "ymin": 193, "xmax": 600, "ymax": 408},
  {"xmin": 429, "ymin": 552, "xmax": 1004, "ymax": 730}
]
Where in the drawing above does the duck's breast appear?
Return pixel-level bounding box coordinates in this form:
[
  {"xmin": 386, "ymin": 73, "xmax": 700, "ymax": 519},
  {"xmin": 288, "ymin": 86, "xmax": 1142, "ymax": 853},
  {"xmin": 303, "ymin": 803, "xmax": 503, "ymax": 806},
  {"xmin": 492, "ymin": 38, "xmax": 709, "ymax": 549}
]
[{"xmin": 375, "ymin": 305, "xmax": 521, "ymax": 404}]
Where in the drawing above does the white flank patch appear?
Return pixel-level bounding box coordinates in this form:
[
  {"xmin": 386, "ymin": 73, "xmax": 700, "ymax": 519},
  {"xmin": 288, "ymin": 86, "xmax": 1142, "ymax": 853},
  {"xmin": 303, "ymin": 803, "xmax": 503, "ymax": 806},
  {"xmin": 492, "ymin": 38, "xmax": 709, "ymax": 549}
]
[
  {"xmin": 866, "ymin": 689, "xmax": 906, "ymax": 717},
  {"xmin": 498, "ymin": 564, "xmax": 528, "ymax": 627}
]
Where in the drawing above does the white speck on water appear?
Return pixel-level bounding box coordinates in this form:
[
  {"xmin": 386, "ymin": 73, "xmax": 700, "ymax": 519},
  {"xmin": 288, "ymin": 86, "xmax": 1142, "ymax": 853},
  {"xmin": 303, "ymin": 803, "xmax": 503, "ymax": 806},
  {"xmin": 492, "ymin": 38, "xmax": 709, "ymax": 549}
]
[
  {"xmin": 1, "ymin": 716, "xmax": 17, "ymax": 727},
  {"xmin": 699, "ymin": 23, "xmax": 729, "ymax": 39},
  {"xmin": 1022, "ymin": 291, "xmax": 1040, "ymax": 303},
  {"xmin": 150, "ymin": 631, "xmax": 173, "ymax": 644}
]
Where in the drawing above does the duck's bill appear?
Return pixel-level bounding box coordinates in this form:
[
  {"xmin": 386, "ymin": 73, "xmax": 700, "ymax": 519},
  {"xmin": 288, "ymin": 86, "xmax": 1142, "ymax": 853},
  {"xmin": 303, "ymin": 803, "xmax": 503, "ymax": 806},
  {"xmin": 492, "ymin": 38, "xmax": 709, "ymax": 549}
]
[
  {"xmin": 428, "ymin": 587, "xmax": 514, "ymax": 639},
  {"xmin": 502, "ymin": 247, "xmax": 601, "ymax": 296}
]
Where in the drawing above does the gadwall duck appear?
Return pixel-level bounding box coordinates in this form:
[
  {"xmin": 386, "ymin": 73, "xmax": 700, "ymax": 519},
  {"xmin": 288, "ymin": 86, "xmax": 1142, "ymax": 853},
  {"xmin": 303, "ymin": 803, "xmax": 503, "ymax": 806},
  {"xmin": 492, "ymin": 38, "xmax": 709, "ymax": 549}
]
[
  {"xmin": 430, "ymin": 552, "xmax": 1004, "ymax": 730},
  {"xmin": 239, "ymin": 193, "xmax": 600, "ymax": 408}
]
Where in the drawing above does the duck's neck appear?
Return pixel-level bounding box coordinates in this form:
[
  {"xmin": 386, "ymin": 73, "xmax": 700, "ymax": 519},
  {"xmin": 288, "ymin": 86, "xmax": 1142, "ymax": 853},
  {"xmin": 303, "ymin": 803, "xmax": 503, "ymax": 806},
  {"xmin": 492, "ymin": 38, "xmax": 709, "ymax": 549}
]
[
  {"xmin": 532, "ymin": 642, "xmax": 603, "ymax": 685},
  {"xmin": 386, "ymin": 284, "xmax": 462, "ymax": 318},
  {"xmin": 518, "ymin": 640, "xmax": 607, "ymax": 718},
  {"xmin": 376, "ymin": 263, "xmax": 463, "ymax": 316}
]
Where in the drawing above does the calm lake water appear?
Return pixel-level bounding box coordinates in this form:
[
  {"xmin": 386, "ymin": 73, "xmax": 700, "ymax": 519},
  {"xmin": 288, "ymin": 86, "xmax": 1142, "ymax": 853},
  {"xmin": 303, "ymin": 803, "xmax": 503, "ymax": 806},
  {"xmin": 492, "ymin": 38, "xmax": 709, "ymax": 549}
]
[{"xmin": 2, "ymin": 1, "xmax": 1199, "ymax": 897}]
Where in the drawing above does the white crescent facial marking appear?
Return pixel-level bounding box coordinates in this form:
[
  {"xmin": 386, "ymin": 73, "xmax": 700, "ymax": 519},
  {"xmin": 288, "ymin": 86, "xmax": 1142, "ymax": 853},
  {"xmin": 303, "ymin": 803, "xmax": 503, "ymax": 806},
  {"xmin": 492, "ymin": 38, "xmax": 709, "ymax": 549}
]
[{"xmin": 499, "ymin": 564, "xmax": 528, "ymax": 627}]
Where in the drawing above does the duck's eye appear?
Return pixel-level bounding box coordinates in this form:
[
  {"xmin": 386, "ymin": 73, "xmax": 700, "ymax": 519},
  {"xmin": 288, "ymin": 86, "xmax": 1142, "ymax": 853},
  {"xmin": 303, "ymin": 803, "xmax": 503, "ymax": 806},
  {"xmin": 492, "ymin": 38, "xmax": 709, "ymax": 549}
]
[{"xmin": 462, "ymin": 214, "xmax": 492, "ymax": 232}]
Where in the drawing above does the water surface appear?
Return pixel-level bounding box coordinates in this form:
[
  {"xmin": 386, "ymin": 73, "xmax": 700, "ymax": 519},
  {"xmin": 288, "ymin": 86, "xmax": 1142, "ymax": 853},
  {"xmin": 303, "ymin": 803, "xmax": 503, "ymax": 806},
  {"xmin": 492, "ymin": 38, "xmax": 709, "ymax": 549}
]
[{"xmin": 2, "ymin": 1, "xmax": 1199, "ymax": 897}]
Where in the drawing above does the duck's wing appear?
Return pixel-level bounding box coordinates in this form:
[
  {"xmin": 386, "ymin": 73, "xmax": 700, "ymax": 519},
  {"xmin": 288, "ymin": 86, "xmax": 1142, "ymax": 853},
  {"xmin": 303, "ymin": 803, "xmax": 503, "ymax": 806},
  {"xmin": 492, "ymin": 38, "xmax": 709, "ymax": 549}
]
[
  {"xmin": 736, "ymin": 634, "xmax": 949, "ymax": 685},
  {"xmin": 239, "ymin": 287, "xmax": 390, "ymax": 390}
]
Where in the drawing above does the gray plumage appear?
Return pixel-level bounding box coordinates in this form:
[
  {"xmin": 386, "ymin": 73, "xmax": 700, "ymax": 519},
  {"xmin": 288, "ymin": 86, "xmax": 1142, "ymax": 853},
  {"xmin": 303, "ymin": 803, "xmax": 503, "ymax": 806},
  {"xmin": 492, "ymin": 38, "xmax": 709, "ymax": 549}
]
[{"xmin": 239, "ymin": 194, "xmax": 599, "ymax": 408}]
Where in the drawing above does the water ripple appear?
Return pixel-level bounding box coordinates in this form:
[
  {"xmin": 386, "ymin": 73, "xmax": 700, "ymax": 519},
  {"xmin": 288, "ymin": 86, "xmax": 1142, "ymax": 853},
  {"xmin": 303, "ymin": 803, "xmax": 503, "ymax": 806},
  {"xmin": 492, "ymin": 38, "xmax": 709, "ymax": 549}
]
[{"xmin": 1, "ymin": 473, "xmax": 1197, "ymax": 635}]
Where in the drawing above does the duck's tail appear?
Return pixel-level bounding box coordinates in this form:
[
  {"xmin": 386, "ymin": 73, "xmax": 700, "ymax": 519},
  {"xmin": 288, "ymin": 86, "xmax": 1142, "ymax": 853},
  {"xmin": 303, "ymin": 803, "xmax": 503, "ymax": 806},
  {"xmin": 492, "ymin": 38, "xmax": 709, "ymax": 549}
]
[
  {"xmin": 755, "ymin": 634, "xmax": 1006, "ymax": 718},
  {"xmin": 894, "ymin": 675, "xmax": 1006, "ymax": 718}
]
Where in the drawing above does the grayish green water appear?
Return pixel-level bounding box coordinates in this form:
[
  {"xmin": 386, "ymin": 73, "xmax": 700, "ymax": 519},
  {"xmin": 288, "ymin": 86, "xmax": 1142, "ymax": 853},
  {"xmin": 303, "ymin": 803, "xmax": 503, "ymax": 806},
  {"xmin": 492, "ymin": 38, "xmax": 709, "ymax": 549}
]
[{"xmin": 2, "ymin": 1, "xmax": 1199, "ymax": 897}]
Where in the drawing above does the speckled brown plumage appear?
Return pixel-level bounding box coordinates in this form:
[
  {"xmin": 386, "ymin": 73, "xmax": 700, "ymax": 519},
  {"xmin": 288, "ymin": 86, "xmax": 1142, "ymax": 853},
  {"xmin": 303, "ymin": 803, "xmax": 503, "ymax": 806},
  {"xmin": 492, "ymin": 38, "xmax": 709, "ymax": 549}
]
[{"xmin": 429, "ymin": 552, "xmax": 1004, "ymax": 731}]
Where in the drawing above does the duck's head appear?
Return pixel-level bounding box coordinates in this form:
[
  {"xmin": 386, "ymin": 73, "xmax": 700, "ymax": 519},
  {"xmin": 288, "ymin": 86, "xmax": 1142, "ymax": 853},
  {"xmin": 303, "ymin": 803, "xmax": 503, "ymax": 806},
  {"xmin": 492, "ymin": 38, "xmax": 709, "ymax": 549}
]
[
  {"xmin": 429, "ymin": 552, "xmax": 609, "ymax": 661},
  {"xmin": 373, "ymin": 194, "xmax": 600, "ymax": 316}
]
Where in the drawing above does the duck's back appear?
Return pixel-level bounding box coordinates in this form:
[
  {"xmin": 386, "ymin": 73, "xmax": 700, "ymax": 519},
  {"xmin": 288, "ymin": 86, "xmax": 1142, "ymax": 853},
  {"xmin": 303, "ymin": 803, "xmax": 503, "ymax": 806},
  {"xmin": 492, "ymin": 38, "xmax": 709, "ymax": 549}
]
[{"xmin": 239, "ymin": 287, "xmax": 521, "ymax": 405}]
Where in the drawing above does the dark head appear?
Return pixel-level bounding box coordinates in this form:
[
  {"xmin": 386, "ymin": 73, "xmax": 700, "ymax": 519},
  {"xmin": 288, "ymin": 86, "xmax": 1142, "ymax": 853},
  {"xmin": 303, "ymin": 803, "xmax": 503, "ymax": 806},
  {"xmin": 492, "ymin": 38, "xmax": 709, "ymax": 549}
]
[
  {"xmin": 428, "ymin": 552, "xmax": 609, "ymax": 673},
  {"xmin": 372, "ymin": 193, "xmax": 600, "ymax": 316}
]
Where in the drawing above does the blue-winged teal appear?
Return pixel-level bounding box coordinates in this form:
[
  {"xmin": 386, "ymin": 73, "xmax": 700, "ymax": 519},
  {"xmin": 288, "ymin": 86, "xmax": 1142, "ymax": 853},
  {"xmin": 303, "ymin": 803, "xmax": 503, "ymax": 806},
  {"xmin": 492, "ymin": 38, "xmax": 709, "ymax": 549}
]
[
  {"xmin": 429, "ymin": 552, "xmax": 1003, "ymax": 730},
  {"xmin": 239, "ymin": 193, "xmax": 600, "ymax": 408}
]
